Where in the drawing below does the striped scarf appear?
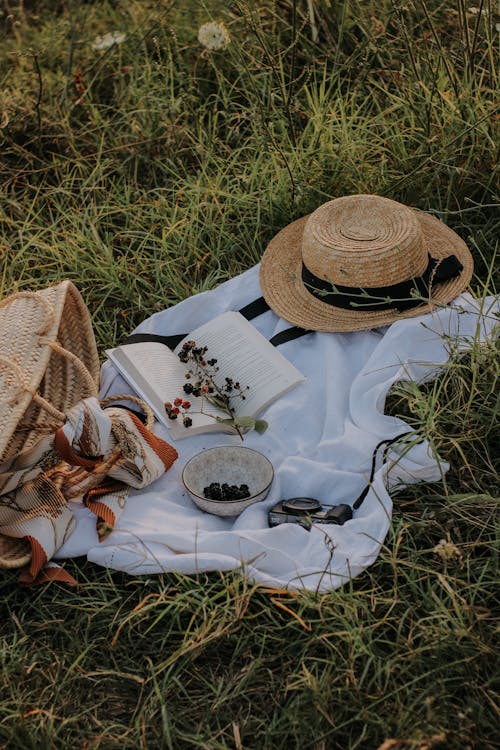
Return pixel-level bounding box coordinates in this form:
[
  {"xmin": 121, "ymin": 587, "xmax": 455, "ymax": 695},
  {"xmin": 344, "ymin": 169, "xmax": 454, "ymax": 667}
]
[{"xmin": 0, "ymin": 398, "xmax": 178, "ymax": 584}]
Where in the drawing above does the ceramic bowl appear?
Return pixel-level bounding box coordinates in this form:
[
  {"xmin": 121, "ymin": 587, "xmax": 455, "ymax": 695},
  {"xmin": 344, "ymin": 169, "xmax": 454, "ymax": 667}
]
[{"xmin": 182, "ymin": 445, "xmax": 274, "ymax": 517}]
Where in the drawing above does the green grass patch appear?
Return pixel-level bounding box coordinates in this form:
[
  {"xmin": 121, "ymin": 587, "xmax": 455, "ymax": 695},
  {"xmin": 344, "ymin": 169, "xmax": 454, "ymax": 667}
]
[{"xmin": 0, "ymin": 0, "xmax": 498, "ymax": 747}]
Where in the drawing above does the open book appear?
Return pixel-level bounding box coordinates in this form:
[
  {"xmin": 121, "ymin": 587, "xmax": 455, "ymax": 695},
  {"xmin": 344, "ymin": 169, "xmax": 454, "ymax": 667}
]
[{"xmin": 105, "ymin": 311, "xmax": 305, "ymax": 440}]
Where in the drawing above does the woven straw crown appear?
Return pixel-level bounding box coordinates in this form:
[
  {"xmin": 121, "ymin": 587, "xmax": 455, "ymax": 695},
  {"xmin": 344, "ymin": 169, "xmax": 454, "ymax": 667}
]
[
  {"xmin": 303, "ymin": 195, "xmax": 427, "ymax": 287},
  {"xmin": 260, "ymin": 194, "xmax": 474, "ymax": 332}
]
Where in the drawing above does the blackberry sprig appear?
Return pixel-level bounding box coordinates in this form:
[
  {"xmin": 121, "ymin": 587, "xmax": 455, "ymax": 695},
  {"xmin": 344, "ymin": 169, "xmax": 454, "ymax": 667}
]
[
  {"xmin": 164, "ymin": 397, "xmax": 192, "ymax": 428},
  {"xmin": 164, "ymin": 340, "xmax": 268, "ymax": 438}
]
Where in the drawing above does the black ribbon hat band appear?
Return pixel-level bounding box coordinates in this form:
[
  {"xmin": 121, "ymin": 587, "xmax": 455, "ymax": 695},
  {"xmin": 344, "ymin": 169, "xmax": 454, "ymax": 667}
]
[{"xmin": 301, "ymin": 254, "xmax": 464, "ymax": 312}]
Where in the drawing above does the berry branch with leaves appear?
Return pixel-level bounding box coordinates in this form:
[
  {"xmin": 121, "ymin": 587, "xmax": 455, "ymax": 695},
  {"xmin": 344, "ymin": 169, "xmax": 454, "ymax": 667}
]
[{"xmin": 164, "ymin": 341, "xmax": 268, "ymax": 438}]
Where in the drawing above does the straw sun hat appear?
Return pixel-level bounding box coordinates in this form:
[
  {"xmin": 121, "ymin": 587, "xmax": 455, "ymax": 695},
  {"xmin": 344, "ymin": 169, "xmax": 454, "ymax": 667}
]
[{"xmin": 260, "ymin": 194, "xmax": 474, "ymax": 332}]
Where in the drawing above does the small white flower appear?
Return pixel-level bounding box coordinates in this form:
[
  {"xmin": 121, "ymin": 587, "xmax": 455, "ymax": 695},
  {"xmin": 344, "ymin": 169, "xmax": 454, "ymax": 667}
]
[
  {"xmin": 467, "ymin": 5, "xmax": 489, "ymax": 14},
  {"xmin": 91, "ymin": 31, "xmax": 126, "ymax": 51},
  {"xmin": 433, "ymin": 538, "xmax": 463, "ymax": 563},
  {"xmin": 198, "ymin": 21, "xmax": 231, "ymax": 51}
]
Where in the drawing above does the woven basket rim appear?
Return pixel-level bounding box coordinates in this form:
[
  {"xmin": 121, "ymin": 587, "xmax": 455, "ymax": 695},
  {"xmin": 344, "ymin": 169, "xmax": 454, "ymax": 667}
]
[
  {"xmin": 0, "ymin": 280, "xmax": 99, "ymax": 465},
  {"xmin": 0, "ymin": 534, "xmax": 32, "ymax": 569}
]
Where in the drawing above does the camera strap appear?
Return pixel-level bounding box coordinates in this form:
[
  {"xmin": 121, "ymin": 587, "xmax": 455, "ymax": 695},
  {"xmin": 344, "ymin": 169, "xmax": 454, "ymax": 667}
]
[{"xmin": 352, "ymin": 431, "xmax": 417, "ymax": 510}]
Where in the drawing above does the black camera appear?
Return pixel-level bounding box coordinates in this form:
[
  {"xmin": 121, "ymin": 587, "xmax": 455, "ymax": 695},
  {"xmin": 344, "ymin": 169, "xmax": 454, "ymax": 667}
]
[{"xmin": 268, "ymin": 497, "xmax": 353, "ymax": 530}]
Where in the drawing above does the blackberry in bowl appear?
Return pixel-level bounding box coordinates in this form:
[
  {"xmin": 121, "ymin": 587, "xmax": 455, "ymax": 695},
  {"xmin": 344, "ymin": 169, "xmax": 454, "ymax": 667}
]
[{"xmin": 182, "ymin": 446, "xmax": 274, "ymax": 517}]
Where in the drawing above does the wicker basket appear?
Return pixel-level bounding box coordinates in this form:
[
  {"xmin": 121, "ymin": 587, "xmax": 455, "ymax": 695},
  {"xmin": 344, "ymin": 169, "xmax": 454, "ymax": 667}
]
[
  {"xmin": 0, "ymin": 281, "xmax": 100, "ymax": 568},
  {"xmin": 0, "ymin": 536, "xmax": 32, "ymax": 569}
]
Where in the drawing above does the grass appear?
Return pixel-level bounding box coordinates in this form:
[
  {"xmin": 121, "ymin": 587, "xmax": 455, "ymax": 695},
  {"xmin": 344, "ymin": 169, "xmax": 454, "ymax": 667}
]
[{"xmin": 0, "ymin": 0, "xmax": 498, "ymax": 747}]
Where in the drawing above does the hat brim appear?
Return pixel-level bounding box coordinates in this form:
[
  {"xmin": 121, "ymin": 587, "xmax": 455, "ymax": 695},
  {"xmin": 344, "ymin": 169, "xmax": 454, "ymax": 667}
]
[{"xmin": 260, "ymin": 210, "xmax": 474, "ymax": 332}]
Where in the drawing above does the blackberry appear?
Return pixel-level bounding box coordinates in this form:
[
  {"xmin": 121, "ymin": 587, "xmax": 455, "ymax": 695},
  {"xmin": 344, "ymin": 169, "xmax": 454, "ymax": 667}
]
[
  {"xmin": 203, "ymin": 482, "xmax": 223, "ymax": 500},
  {"xmin": 203, "ymin": 481, "xmax": 252, "ymax": 501}
]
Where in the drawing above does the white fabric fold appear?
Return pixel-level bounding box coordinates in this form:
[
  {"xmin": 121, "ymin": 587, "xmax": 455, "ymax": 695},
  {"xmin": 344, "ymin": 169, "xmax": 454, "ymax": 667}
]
[{"xmin": 55, "ymin": 265, "xmax": 499, "ymax": 591}]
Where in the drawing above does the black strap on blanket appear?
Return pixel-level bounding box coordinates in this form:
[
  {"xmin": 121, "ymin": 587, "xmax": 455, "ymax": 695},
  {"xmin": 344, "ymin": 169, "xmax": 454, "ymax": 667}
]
[
  {"xmin": 239, "ymin": 296, "xmax": 270, "ymax": 320},
  {"xmin": 352, "ymin": 431, "xmax": 415, "ymax": 510},
  {"xmin": 270, "ymin": 326, "xmax": 311, "ymax": 347},
  {"xmin": 122, "ymin": 331, "xmax": 187, "ymax": 350},
  {"xmin": 122, "ymin": 296, "xmax": 311, "ymax": 350}
]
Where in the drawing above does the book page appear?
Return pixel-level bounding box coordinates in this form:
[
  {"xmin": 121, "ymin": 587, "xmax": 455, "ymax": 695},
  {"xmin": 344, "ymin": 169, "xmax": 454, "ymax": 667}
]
[
  {"xmin": 107, "ymin": 311, "xmax": 305, "ymax": 439},
  {"xmin": 175, "ymin": 312, "xmax": 305, "ymax": 418},
  {"xmin": 106, "ymin": 343, "xmax": 223, "ymax": 430}
]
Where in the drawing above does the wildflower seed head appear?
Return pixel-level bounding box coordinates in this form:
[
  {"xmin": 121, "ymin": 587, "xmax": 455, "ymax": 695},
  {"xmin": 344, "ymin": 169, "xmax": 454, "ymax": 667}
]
[
  {"xmin": 433, "ymin": 538, "xmax": 463, "ymax": 563},
  {"xmin": 91, "ymin": 31, "xmax": 126, "ymax": 51},
  {"xmin": 198, "ymin": 21, "xmax": 231, "ymax": 51}
]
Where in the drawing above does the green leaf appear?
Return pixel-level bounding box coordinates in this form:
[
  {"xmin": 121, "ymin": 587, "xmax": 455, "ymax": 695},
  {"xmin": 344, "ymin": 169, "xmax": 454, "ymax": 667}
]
[
  {"xmin": 214, "ymin": 415, "xmax": 268, "ymax": 434},
  {"xmin": 232, "ymin": 416, "xmax": 256, "ymax": 429}
]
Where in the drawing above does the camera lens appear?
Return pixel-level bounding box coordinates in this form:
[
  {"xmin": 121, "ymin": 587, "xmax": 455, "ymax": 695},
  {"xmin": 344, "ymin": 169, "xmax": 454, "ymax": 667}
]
[{"xmin": 282, "ymin": 497, "xmax": 322, "ymax": 515}]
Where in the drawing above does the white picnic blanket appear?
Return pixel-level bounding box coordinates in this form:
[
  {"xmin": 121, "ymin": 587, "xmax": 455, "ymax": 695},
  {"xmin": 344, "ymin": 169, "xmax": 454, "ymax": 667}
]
[{"xmin": 55, "ymin": 265, "xmax": 499, "ymax": 591}]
